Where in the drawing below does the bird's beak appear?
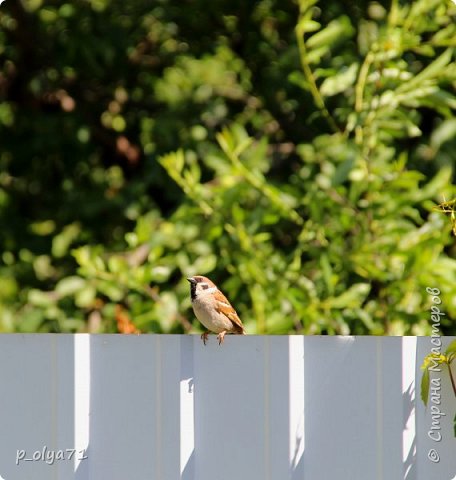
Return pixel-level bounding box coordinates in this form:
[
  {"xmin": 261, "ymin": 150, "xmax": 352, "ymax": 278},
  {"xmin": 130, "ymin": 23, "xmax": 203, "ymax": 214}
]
[{"xmin": 187, "ymin": 277, "xmax": 196, "ymax": 284}]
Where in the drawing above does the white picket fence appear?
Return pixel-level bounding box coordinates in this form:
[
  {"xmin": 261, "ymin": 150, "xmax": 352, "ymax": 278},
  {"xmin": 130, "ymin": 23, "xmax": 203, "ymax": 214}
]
[{"xmin": 0, "ymin": 335, "xmax": 455, "ymax": 480}]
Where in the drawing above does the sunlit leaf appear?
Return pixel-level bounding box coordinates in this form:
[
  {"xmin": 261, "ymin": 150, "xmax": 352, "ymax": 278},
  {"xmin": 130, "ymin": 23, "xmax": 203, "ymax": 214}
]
[
  {"xmin": 421, "ymin": 367, "xmax": 430, "ymax": 407},
  {"xmin": 320, "ymin": 63, "xmax": 358, "ymax": 97}
]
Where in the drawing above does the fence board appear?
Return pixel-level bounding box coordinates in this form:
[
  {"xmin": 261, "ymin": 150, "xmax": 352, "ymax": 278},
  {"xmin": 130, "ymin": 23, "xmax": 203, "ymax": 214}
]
[{"xmin": 0, "ymin": 335, "xmax": 454, "ymax": 480}]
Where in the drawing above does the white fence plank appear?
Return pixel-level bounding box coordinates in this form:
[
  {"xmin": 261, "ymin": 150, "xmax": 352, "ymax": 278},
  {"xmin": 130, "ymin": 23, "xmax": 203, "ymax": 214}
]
[
  {"xmin": 289, "ymin": 336, "xmax": 305, "ymax": 479},
  {"xmin": 0, "ymin": 335, "xmax": 75, "ymax": 480},
  {"xmin": 194, "ymin": 335, "xmax": 269, "ymax": 479},
  {"xmin": 402, "ymin": 336, "xmax": 417, "ymax": 480},
  {"xmin": 88, "ymin": 334, "xmax": 188, "ymax": 480},
  {"xmin": 0, "ymin": 335, "xmax": 454, "ymax": 480},
  {"xmin": 301, "ymin": 336, "xmax": 404, "ymax": 479},
  {"xmin": 74, "ymin": 334, "xmax": 90, "ymax": 479}
]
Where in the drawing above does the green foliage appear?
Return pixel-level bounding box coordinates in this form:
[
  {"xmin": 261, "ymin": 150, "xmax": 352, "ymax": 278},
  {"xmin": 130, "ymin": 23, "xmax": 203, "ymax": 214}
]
[
  {"xmin": 0, "ymin": 0, "xmax": 455, "ymax": 334},
  {"xmin": 420, "ymin": 340, "xmax": 456, "ymax": 436}
]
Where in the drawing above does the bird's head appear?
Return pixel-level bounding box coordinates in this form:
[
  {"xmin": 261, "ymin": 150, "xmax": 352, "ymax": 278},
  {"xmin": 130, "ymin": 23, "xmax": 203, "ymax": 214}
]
[{"xmin": 187, "ymin": 275, "xmax": 217, "ymax": 300}]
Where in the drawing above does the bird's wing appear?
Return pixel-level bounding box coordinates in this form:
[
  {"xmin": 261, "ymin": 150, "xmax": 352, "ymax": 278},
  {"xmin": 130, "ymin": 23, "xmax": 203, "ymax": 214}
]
[{"xmin": 214, "ymin": 290, "xmax": 245, "ymax": 333}]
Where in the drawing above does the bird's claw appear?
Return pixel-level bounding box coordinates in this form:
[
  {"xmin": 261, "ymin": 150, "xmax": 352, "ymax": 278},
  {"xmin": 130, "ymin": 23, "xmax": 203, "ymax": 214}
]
[{"xmin": 201, "ymin": 332, "xmax": 209, "ymax": 345}]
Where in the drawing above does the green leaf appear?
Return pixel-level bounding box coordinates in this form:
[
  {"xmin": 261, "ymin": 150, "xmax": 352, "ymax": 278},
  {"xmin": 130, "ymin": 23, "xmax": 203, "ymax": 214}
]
[
  {"xmin": 28, "ymin": 289, "xmax": 55, "ymax": 308},
  {"xmin": 397, "ymin": 48, "xmax": 453, "ymax": 94},
  {"xmin": 55, "ymin": 276, "xmax": 85, "ymax": 296},
  {"xmin": 288, "ymin": 71, "xmax": 310, "ymax": 90},
  {"xmin": 159, "ymin": 151, "xmax": 184, "ymax": 182},
  {"xmin": 413, "ymin": 166, "xmax": 452, "ymax": 201},
  {"xmin": 328, "ymin": 283, "xmax": 371, "ymax": 309},
  {"xmin": 306, "ymin": 46, "xmax": 331, "ymax": 65},
  {"xmin": 108, "ymin": 256, "xmax": 128, "ymax": 273},
  {"xmin": 75, "ymin": 285, "xmax": 97, "ymax": 308},
  {"xmin": 98, "ymin": 280, "xmax": 124, "ymax": 301},
  {"xmin": 421, "ymin": 367, "xmax": 430, "ymax": 407},
  {"xmin": 445, "ymin": 340, "xmax": 456, "ymax": 356},
  {"xmin": 306, "ymin": 17, "xmax": 354, "ymax": 49},
  {"xmin": 191, "ymin": 254, "xmax": 217, "ymax": 275},
  {"xmin": 320, "ymin": 63, "xmax": 358, "ymax": 97},
  {"xmin": 320, "ymin": 254, "xmax": 334, "ymax": 294},
  {"xmin": 332, "ymin": 157, "xmax": 355, "ymax": 186},
  {"xmin": 431, "ymin": 119, "xmax": 456, "ymax": 150},
  {"xmin": 216, "ymin": 129, "xmax": 233, "ymax": 156},
  {"xmin": 29, "ymin": 219, "xmax": 56, "ymax": 236},
  {"xmin": 52, "ymin": 223, "xmax": 81, "ymax": 258},
  {"xmin": 147, "ymin": 265, "xmax": 172, "ymax": 283}
]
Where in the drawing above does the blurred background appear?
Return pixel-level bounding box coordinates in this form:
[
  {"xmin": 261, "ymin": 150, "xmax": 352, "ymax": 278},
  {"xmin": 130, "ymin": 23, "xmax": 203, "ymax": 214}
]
[{"xmin": 0, "ymin": 0, "xmax": 455, "ymax": 335}]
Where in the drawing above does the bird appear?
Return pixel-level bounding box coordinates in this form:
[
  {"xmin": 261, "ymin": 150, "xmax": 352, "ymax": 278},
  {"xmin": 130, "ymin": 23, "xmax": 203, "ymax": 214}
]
[{"xmin": 187, "ymin": 275, "xmax": 245, "ymax": 345}]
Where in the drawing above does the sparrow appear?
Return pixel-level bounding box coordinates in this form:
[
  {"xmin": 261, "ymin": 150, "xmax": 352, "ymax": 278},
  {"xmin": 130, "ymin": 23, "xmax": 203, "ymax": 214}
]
[{"xmin": 187, "ymin": 275, "xmax": 245, "ymax": 345}]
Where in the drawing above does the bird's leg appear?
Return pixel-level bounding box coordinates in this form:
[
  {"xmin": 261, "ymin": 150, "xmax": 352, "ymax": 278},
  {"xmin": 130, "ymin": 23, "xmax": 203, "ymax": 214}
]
[
  {"xmin": 217, "ymin": 331, "xmax": 226, "ymax": 345},
  {"xmin": 201, "ymin": 331, "xmax": 210, "ymax": 345}
]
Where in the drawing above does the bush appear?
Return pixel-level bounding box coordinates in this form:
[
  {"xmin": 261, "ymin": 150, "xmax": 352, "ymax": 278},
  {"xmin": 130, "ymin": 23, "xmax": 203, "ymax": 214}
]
[{"xmin": 1, "ymin": 0, "xmax": 455, "ymax": 334}]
